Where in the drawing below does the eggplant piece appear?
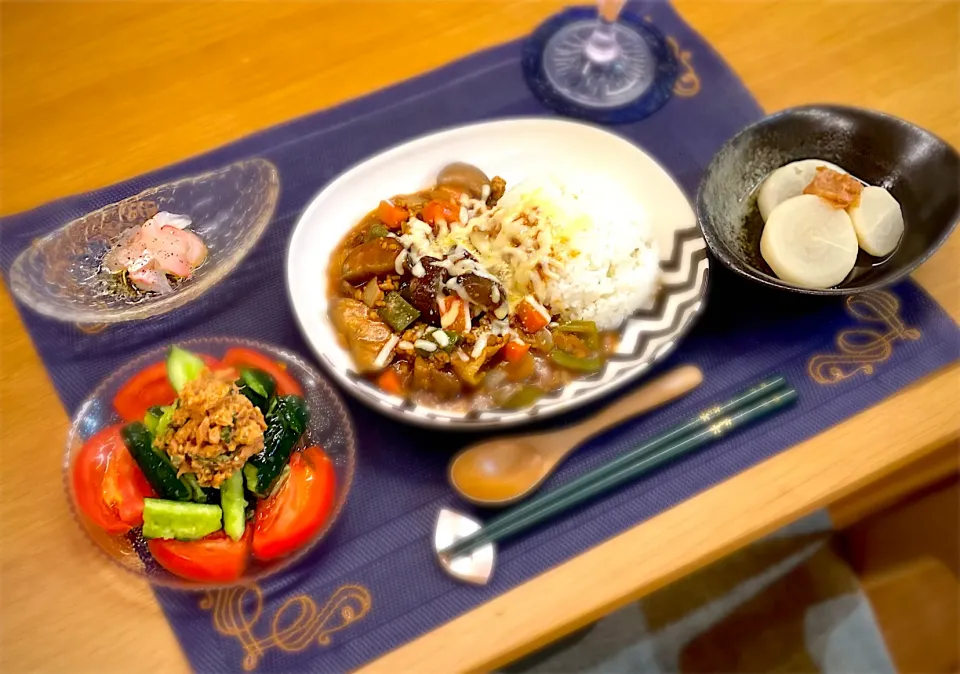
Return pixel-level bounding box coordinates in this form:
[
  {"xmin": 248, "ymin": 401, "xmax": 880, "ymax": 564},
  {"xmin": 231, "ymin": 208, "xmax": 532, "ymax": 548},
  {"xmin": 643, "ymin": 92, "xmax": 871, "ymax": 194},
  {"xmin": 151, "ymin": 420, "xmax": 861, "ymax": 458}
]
[
  {"xmin": 413, "ymin": 357, "xmax": 462, "ymax": 401},
  {"xmin": 341, "ymin": 238, "xmax": 404, "ymax": 284},
  {"xmin": 400, "ymin": 257, "xmax": 447, "ymax": 324},
  {"xmin": 436, "ymin": 162, "xmax": 491, "ymax": 199},
  {"xmin": 458, "ymin": 273, "xmax": 504, "ymax": 310},
  {"xmin": 330, "ymin": 298, "xmax": 394, "ymax": 372}
]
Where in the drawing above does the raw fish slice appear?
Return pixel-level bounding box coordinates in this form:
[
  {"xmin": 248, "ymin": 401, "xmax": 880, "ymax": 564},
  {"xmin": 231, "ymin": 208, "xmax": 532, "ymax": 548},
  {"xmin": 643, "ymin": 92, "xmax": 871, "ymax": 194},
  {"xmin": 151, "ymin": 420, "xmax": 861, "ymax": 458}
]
[
  {"xmin": 101, "ymin": 210, "xmax": 205, "ymax": 291},
  {"xmin": 136, "ymin": 221, "xmax": 195, "ymax": 278},
  {"xmin": 103, "ymin": 219, "xmax": 186, "ymax": 274},
  {"xmin": 129, "ymin": 266, "xmax": 174, "ymax": 294},
  {"xmin": 151, "ymin": 212, "xmax": 193, "ymax": 229},
  {"xmin": 102, "ymin": 226, "xmax": 144, "ymax": 273},
  {"xmin": 161, "ymin": 226, "xmax": 207, "ymax": 268}
]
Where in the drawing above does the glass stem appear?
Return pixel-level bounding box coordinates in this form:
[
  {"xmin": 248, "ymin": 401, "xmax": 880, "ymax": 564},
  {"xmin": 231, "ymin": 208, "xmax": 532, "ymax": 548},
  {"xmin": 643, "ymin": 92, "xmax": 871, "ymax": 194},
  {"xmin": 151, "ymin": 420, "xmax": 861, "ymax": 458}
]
[{"xmin": 584, "ymin": 7, "xmax": 621, "ymax": 65}]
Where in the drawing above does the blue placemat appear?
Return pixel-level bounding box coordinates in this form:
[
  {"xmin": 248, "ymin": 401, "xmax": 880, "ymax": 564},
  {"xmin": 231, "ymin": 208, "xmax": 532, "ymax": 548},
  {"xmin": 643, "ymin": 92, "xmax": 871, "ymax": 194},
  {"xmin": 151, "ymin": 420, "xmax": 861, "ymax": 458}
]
[{"xmin": 2, "ymin": 2, "xmax": 957, "ymax": 672}]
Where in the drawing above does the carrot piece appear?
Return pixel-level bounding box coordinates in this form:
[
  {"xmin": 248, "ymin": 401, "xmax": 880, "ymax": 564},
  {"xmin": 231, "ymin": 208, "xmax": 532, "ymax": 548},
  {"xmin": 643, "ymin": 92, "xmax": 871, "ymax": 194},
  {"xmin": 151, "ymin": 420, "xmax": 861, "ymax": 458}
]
[
  {"xmin": 438, "ymin": 295, "xmax": 469, "ymax": 333},
  {"xmin": 377, "ymin": 200, "xmax": 409, "ymax": 230},
  {"xmin": 505, "ymin": 351, "xmax": 536, "ymax": 383},
  {"xmin": 377, "ymin": 369, "xmax": 404, "ymax": 396},
  {"xmin": 420, "ymin": 200, "xmax": 459, "ymax": 226},
  {"xmin": 502, "ymin": 340, "xmax": 530, "ymax": 363},
  {"xmin": 517, "ymin": 297, "xmax": 550, "ymax": 333}
]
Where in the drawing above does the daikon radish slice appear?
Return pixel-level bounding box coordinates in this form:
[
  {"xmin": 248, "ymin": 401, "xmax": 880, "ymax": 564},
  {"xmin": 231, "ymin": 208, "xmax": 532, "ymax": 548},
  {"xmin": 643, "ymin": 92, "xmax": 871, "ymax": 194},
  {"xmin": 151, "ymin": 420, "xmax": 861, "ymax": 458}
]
[
  {"xmin": 848, "ymin": 185, "xmax": 904, "ymax": 257},
  {"xmin": 757, "ymin": 159, "xmax": 847, "ymax": 222},
  {"xmin": 760, "ymin": 194, "xmax": 858, "ymax": 289}
]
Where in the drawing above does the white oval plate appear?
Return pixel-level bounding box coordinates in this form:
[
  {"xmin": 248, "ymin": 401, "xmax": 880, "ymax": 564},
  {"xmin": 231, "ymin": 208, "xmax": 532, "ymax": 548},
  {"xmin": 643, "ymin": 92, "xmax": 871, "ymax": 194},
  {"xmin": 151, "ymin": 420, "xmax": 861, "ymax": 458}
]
[{"xmin": 287, "ymin": 118, "xmax": 708, "ymax": 430}]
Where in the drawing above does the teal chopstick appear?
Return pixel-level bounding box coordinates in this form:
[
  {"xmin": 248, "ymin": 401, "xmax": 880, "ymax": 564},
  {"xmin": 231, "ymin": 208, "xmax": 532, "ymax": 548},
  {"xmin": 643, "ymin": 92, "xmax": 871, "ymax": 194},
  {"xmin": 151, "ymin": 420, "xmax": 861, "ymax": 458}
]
[
  {"xmin": 528, "ymin": 374, "xmax": 786, "ymax": 504},
  {"xmin": 468, "ymin": 374, "xmax": 784, "ymax": 529},
  {"xmin": 440, "ymin": 383, "xmax": 797, "ymax": 561}
]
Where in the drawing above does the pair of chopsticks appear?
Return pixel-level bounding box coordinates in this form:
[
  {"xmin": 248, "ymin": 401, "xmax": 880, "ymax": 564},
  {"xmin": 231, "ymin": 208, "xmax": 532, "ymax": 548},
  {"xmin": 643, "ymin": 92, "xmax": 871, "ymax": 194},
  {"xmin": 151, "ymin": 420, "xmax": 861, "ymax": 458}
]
[{"xmin": 439, "ymin": 375, "xmax": 797, "ymax": 562}]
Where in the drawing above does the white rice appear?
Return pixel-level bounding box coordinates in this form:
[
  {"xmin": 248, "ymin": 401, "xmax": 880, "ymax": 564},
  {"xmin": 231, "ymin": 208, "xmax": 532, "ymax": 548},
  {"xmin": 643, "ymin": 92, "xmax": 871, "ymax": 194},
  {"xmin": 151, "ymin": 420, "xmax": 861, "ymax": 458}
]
[
  {"xmin": 492, "ymin": 176, "xmax": 661, "ymax": 330},
  {"xmin": 395, "ymin": 174, "xmax": 661, "ymax": 331}
]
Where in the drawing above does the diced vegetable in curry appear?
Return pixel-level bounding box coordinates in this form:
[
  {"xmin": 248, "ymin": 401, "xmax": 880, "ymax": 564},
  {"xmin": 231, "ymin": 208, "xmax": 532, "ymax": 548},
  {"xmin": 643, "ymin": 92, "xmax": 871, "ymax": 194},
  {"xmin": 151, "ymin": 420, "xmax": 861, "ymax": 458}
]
[{"xmin": 327, "ymin": 163, "xmax": 618, "ymax": 411}]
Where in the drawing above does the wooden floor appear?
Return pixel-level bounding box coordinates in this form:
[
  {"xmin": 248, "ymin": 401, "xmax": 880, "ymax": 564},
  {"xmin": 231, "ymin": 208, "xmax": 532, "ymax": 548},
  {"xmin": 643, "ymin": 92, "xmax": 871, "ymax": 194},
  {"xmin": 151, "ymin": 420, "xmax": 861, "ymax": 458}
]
[{"xmin": 833, "ymin": 444, "xmax": 960, "ymax": 674}]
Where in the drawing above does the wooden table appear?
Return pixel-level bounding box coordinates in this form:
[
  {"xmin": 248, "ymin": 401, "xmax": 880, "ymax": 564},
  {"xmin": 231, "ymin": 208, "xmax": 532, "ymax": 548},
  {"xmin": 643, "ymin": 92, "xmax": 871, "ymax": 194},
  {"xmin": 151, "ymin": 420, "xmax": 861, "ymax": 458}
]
[{"xmin": 1, "ymin": 2, "xmax": 957, "ymax": 672}]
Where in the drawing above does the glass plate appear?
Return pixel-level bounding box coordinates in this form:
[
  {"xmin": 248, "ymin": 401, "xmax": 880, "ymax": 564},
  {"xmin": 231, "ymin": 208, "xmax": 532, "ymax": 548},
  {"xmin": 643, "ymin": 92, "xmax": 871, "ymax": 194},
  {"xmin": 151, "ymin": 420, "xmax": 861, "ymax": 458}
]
[
  {"xmin": 11, "ymin": 159, "xmax": 279, "ymax": 324},
  {"xmin": 64, "ymin": 337, "xmax": 356, "ymax": 590}
]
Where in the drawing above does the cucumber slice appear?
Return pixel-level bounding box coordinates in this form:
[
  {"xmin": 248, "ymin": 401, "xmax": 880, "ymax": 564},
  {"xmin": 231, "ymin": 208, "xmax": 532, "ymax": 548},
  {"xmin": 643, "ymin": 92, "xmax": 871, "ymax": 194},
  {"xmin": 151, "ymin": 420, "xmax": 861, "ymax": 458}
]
[
  {"xmin": 236, "ymin": 368, "xmax": 276, "ymax": 414},
  {"xmin": 167, "ymin": 346, "xmax": 207, "ymax": 393},
  {"xmin": 143, "ymin": 406, "xmax": 163, "ymax": 436},
  {"xmin": 245, "ymin": 395, "xmax": 310, "ymax": 497},
  {"xmin": 243, "ymin": 463, "xmax": 259, "ymax": 494},
  {"xmin": 154, "ymin": 404, "xmax": 175, "ymax": 440},
  {"xmin": 181, "ymin": 473, "xmax": 210, "ymax": 503},
  {"xmin": 122, "ymin": 423, "xmax": 192, "ymax": 501},
  {"xmin": 142, "ymin": 498, "xmax": 222, "ymax": 540},
  {"xmin": 220, "ymin": 472, "xmax": 246, "ymax": 541}
]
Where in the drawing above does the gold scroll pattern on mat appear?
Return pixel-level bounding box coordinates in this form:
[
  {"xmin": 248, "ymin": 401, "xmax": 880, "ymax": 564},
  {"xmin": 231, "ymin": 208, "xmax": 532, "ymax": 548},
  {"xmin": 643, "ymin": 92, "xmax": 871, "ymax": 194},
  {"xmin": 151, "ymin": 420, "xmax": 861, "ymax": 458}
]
[
  {"xmin": 200, "ymin": 583, "xmax": 372, "ymax": 670},
  {"xmin": 808, "ymin": 290, "xmax": 921, "ymax": 384},
  {"xmin": 666, "ymin": 37, "xmax": 700, "ymax": 97},
  {"xmin": 643, "ymin": 14, "xmax": 700, "ymax": 97}
]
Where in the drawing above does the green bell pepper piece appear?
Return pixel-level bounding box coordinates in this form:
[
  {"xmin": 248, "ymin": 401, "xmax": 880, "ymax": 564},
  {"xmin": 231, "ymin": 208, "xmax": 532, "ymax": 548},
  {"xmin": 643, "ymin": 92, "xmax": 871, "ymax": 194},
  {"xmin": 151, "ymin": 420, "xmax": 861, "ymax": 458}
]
[{"xmin": 549, "ymin": 349, "xmax": 603, "ymax": 373}]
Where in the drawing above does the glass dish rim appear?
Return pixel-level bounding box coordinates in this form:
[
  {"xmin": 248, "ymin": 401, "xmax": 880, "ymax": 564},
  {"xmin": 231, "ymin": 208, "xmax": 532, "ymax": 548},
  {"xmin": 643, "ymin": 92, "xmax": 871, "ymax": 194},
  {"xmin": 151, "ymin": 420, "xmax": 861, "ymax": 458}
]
[
  {"xmin": 63, "ymin": 335, "xmax": 357, "ymax": 590},
  {"xmin": 10, "ymin": 158, "xmax": 280, "ymax": 324}
]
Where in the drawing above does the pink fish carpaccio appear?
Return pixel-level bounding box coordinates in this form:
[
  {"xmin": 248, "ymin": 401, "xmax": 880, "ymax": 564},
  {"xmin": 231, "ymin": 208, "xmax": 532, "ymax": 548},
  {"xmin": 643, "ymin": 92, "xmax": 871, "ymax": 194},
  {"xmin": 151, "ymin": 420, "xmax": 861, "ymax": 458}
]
[
  {"xmin": 128, "ymin": 267, "xmax": 174, "ymax": 295},
  {"xmin": 102, "ymin": 212, "xmax": 207, "ymax": 294}
]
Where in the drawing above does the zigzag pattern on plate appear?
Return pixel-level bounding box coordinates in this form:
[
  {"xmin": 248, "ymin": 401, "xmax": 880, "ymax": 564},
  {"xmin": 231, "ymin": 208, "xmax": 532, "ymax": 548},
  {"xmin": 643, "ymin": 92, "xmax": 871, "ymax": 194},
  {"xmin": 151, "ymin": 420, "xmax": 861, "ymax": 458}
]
[
  {"xmin": 345, "ymin": 227, "xmax": 709, "ymax": 425},
  {"xmin": 474, "ymin": 254, "xmax": 709, "ymax": 421}
]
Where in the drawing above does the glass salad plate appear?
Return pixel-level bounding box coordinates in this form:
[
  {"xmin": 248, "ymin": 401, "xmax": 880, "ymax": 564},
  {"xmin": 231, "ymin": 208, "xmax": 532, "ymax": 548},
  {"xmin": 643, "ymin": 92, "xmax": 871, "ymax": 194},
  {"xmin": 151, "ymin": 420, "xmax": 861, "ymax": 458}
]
[
  {"xmin": 10, "ymin": 159, "xmax": 279, "ymax": 324},
  {"xmin": 64, "ymin": 337, "xmax": 356, "ymax": 590}
]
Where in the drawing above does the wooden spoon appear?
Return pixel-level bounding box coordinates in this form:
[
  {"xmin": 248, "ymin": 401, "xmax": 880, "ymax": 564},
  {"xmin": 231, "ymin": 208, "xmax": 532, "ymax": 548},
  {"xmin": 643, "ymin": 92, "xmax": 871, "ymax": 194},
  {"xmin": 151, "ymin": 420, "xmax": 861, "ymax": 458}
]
[{"xmin": 448, "ymin": 365, "xmax": 704, "ymax": 507}]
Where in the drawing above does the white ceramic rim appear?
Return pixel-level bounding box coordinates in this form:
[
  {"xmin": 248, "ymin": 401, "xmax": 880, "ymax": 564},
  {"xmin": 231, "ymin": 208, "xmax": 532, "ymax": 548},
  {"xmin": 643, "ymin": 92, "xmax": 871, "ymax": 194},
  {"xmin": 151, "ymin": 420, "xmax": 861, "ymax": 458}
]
[{"xmin": 286, "ymin": 117, "xmax": 709, "ymax": 430}]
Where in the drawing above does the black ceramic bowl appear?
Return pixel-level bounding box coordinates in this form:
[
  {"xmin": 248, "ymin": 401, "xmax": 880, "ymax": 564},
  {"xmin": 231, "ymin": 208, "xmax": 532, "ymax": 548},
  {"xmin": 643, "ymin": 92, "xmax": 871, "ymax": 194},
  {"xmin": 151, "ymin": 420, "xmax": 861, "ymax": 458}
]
[{"xmin": 697, "ymin": 104, "xmax": 959, "ymax": 295}]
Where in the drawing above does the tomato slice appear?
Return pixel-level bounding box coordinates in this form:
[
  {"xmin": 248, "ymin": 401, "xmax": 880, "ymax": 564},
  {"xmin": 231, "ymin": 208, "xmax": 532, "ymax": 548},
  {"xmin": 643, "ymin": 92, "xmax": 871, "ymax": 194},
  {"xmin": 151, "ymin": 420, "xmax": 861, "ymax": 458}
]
[
  {"xmin": 252, "ymin": 447, "xmax": 336, "ymax": 561},
  {"xmin": 221, "ymin": 348, "xmax": 303, "ymax": 396},
  {"xmin": 148, "ymin": 529, "xmax": 251, "ymax": 583},
  {"xmin": 113, "ymin": 353, "xmax": 221, "ymax": 421},
  {"xmin": 113, "ymin": 362, "xmax": 175, "ymax": 422},
  {"xmin": 199, "ymin": 354, "xmax": 222, "ymax": 370},
  {"xmin": 73, "ymin": 425, "xmax": 154, "ymax": 534}
]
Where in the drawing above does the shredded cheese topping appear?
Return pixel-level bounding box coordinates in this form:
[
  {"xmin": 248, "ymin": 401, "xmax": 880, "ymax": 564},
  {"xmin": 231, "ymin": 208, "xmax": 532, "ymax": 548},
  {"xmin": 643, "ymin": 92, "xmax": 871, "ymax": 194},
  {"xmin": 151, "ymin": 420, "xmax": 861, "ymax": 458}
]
[
  {"xmin": 470, "ymin": 333, "xmax": 489, "ymax": 359},
  {"xmin": 392, "ymin": 181, "xmax": 590, "ymax": 313},
  {"xmin": 373, "ymin": 335, "xmax": 400, "ymax": 370},
  {"xmin": 414, "ymin": 339, "xmax": 437, "ymax": 353}
]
